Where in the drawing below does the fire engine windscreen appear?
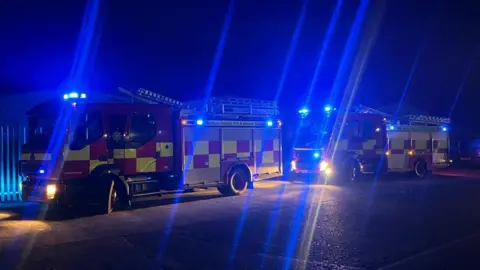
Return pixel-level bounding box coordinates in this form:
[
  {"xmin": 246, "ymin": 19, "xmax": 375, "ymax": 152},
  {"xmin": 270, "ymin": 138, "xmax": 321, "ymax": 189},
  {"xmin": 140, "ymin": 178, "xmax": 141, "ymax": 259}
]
[
  {"xmin": 25, "ymin": 115, "xmax": 57, "ymax": 149},
  {"xmin": 25, "ymin": 102, "xmax": 103, "ymax": 150},
  {"xmin": 295, "ymin": 110, "xmax": 334, "ymax": 148}
]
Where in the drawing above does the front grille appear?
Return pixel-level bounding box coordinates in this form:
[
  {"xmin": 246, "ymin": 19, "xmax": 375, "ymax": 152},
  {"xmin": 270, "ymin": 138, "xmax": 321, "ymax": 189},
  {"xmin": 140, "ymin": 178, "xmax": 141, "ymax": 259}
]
[
  {"xmin": 297, "ymin": 162, "xmax": 318, "ymax": 170},
  {"xmin": 295, "ymin": 150, "xmax": 320, "ymax": 163}
]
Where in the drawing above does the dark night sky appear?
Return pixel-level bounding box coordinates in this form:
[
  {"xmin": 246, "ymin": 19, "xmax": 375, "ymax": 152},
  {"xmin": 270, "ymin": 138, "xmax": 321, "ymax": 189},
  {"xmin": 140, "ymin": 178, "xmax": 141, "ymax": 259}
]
[{"xmin": 1, "ymin": 0, "xmax": 479, "ymax": 132}]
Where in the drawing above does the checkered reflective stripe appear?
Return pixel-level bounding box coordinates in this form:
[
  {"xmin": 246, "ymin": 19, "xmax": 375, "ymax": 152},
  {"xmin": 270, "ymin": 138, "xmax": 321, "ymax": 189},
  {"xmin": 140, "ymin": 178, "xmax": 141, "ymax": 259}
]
[
  {"xmin": 112, "ymin": 141, "xmax": 174, "ymax": 174},
  {"xmin": 182, "ymin": 126, "xmax": 222, "ymax": 184},
  {"xmin": 182, "ymin": 125, "xmax": 282, "ymax": 183},
  {"xmin": 58, "ymin": 139, "xmax": 175, "ymax": 176},
  {"xmin": 21, "ymin": 153, "xmax": 52, "ymax": 161},
  {"xmin": 334, "ymin": 139, "xmax": 384, "ymax": 156},
  {"xmin": 387, "ymin": 131, "xmax": 434, "ymax": 170},
  {"xmin": 184, "ymin": 140, "xmax": 221, "ymax": 169},
  {"xmin": 62, "ymin": 141, "xmax": 111, "ymax": 174},
  {"xmin": 222, "ymin": 128, "xmax": 281, "ymax": 175}
]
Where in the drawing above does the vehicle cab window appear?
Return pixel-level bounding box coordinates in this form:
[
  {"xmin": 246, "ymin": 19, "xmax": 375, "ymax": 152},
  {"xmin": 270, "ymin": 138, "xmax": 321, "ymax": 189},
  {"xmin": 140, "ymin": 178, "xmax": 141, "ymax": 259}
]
[
  {"xmin": 108, "ymin": 114, "xmax": 128, "ymax": 147},
  {"xmin": 349, "ymin": 120, "xmax": 361, "ymax": 138},
  {"xmin": 127, "ymin": 113, "xmax": 156, "ymax": 147},
  {"xmin": 362, "ymin": 120, "xmax": 375, "ymax": 139},
  {"xmin": 70, "ymin": 111, "xmax": 103, "ymax": 150}
]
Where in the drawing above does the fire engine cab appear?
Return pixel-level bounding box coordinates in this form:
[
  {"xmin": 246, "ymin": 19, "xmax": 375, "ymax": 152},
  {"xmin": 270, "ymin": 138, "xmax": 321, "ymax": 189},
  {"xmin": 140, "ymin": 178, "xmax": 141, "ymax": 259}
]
[
  {"xmin": 291, "ymin": 104, "xmax": 450, "ymax": 182},
  {"xmin": 20, "ymin": 88, "xmax": 282, "ymax": 214}
]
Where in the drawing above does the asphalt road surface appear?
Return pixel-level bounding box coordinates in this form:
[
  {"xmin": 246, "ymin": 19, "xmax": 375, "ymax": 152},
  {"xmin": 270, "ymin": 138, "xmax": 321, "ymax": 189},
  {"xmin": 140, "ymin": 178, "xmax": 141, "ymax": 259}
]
[{"xmin": 1, "ymin": 171, "xmax": 480, "ymax": 269}]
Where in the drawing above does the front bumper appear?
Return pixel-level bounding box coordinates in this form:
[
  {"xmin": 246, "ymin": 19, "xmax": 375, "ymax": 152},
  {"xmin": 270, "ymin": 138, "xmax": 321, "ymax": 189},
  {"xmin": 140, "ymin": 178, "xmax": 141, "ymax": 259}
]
[
  {"xmin": 289, "ymin": 171, "xmax": 334, "ymax": 184},
  {"xmin": 21, "ymin": 179, "xmax": 66, "ymax": 204}
]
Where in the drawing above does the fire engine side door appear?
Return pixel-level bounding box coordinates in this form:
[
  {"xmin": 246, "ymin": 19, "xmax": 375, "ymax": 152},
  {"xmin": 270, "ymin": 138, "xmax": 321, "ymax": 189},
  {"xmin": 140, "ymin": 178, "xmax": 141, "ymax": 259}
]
[
  {"xmin": 123, "ymin": 112, "xmax": 158, "ymax": 175},
  {"xmin": 107, "ymin": 114, "xmax": 128, "ymax": 169}
]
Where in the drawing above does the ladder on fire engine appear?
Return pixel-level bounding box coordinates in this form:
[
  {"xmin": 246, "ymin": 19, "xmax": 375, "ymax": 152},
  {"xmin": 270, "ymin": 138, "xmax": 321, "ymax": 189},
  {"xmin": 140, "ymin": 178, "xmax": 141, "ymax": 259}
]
[
  {"xmin": 351, "ymin": 104, "xmax": 451, "ymax": 126},
  {"xmin": 118, "ymin": 87, "xmax": 185, "ymax": 108},
  {"xmin": 351, "ymin": 104, "xmax": 390, "ymax": 117},
  {"xmin": 405, "ymin": 114, "xmax": 451, "ymax": 126},
  {"xmin": 118, "ymin": 87, "xmax": 278, "ymax": 119}
]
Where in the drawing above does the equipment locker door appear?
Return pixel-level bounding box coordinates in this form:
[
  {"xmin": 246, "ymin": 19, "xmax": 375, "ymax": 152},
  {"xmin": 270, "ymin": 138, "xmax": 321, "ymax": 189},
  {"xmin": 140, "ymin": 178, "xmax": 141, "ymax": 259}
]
[
  {"xmin": 182, "ymin": 126, "xmax": 221, "ymax": 185},
  {"xmin": 411, "ymin": 131, "xmax": 432, "ymax": 169},
  {"xmin": 253, "ymin": 128, "xmax": 281, "ymax": 176},
  {"xmin": 432, "ymin": 131, "xmax": 449, "ymax": 165},
  {"xmin": 387, "ymin": 130, "xmax": 409, "ymax": 170}
]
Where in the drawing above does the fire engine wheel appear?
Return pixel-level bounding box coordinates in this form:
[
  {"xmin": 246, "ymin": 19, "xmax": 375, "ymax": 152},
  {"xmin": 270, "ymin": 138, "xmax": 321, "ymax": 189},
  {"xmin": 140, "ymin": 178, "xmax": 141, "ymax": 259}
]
[
  {"xmin": 101, "ymin": 180, "xmax": 126, "ymax": 214},
  {"xmin": 107, "ymin": 181, "xmax": 118, "ymax": 214},
  {"xmin": 218, "ymin": 168, "xmax": 249, "ymax": 196},
  {"xmin": 414, "ymin": 159, "xmax": 427, "ymax": 179},
  {"xmin": 338, "ymin": 161, "xmax": 357, "ymax": 183}
]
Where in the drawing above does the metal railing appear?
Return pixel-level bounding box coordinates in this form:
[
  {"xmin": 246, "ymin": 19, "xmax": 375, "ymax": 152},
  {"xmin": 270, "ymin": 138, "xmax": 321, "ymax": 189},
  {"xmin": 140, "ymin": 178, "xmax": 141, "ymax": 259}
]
[{"xmin": 0, "ymin": 125, "xmax": 26, "ymax": 201}]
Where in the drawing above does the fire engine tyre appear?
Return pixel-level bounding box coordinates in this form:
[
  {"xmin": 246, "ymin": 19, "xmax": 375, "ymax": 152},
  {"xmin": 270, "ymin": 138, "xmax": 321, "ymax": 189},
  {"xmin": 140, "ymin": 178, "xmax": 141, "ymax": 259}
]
[
  {"xmin": 336, "ymin": 160, "xmax": 358, "ymax": 184},
  {"xmin": 414, "ymin": 159, "xmax": 428, "ymax": 179},
  {"xmin": 218, "ymin": 167, "xmax": 249, "ymax": 196},
  {"xmin": 100, "ymin": 179, "xmax": 126, "ymax": 215}
]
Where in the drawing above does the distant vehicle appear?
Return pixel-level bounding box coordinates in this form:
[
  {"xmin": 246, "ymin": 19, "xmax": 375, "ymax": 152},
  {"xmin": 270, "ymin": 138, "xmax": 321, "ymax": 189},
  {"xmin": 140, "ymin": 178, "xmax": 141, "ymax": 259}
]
[
  {"xmin": 290, "ymin": 104, "xmax": 450, "ymax": 183},
  {"xmin": 20, "ymin": 88, "xmax": 282, "ymax": 214},
  {"xmin": 457, "ymin": 137, "xmax": 480, "ymax": 166}
]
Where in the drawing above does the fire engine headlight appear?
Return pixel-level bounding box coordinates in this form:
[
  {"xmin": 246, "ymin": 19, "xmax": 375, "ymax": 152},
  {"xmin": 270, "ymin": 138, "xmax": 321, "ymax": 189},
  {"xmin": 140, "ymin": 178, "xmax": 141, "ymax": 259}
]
[
  {"xmin": 291, "ymin": 160, "xmax": 297, "ymax": 171},
  {"xmin": 46, "ymin": 184, "xmax": 57, "ymax": 199},
  {"xmin": 319, "ymin": 161, "xmax": 329, "ymax": 171}
]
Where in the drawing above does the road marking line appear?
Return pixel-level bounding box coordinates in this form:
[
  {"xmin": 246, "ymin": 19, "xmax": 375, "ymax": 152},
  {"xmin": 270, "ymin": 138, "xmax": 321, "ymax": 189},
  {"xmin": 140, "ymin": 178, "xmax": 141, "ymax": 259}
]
[{"xmin": 378, "ymin": 231, "xmax": 480, "ymax": 269}]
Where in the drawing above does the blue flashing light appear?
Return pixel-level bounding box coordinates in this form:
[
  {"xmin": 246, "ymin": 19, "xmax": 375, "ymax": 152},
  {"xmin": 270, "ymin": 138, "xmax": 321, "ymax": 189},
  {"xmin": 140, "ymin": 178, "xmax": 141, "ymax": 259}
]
[
  {"xmin": 64, "ymin": 92, "xmax": 86, "ymax": 100},
  {"xmin": 324, "ymin": 105, "xmax": 333, "ymax": 112},
  {"xmin": 298, "ymin": 107, "xmax": 309, "ymax": 114},
  {"xmin": 38, "ymin": 169, "xmax": 45, "ymax": 174},
  {"xmin": 313, "ymin": 152, "xmax": 320, "ymax": 158},
  {"xmin": 267, "ymin": 120, "xmax": 273, "ymax": 127},
  {"xmin": 298, "ymin": 106, "xmax": 310, "ymax": 119},
  {"xmin": 196, "ymin": 119, "xmax": 204, "ymax": 126},
  {"xmin": 388, "ymin": 125, "xmax": 395, "ymax": 131},
  {"xmin": 441, "ymin": 126, "xmax": 448, "ymax": 132}
]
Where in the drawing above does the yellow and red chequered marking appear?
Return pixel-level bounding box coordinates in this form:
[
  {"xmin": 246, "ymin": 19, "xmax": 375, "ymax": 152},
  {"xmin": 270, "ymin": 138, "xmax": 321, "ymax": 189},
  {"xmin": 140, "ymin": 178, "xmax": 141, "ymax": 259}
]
[
  {"xmin": 114, "ymin": 141, "xmax": 174, "ymax": 174},
  {"xmin": 253, "ymin": 139, "xmax": 281, "ymax": 165},
  {"xmin": 334, "ymin": 139, "xmax": 383, "ymax": 156},
  {"xmin": 388, "ymin": 138, "xmax": 433, "ymax": 169},
  {"xmin": 62, "ymin": 139, "xmax": 109, "ymax": 176},
  {"xmin": 184, "ymin": 140, "xmax": 221, "ymax": 169},
  {"xmin": 20, "ymin": 153, "xmax": 52, "ymax": 161},
  {"xmin": 223, "ymin": 140, "xmax": 251, "ymax": 160}
]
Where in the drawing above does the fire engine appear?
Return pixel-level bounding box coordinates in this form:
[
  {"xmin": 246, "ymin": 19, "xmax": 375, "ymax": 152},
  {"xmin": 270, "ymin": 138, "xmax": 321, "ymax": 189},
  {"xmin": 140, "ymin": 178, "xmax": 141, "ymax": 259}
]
[
  {"xmin": 20, "ymin": 88, "xmax": 282, "ymax": 214},
  {"xmin": 291, "ymin": 104, "xmax": 450, "ymax": 182}
]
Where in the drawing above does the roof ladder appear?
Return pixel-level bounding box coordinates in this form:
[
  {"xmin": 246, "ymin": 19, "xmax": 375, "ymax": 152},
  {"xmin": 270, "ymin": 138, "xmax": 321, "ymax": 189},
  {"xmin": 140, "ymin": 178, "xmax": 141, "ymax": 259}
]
[
  {"xmin": 118, "ymin": 87, "xmax": 184, "ymax": 108},
  {"xmin": 351, "ymin": 104, "xmax": 390, "ymax": 117},
  {"xmin": 406, "ymin": 114, "xmax": 451, "ymax": 125},
  {"xmin": 207, "ymin": 96, "xmax": 279, "ymax": 117}
]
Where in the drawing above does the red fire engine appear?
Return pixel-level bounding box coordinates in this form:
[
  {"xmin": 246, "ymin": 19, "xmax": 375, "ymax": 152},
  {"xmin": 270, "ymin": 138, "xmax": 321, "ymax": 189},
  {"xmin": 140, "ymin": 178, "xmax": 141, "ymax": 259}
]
[
  {"xmin": 291, "ymin": 104, "xmax": 450, "ymax": 182},
  {"xmin": 20, "ymin": 88, "xmax": 283, "ymax": 213}
]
